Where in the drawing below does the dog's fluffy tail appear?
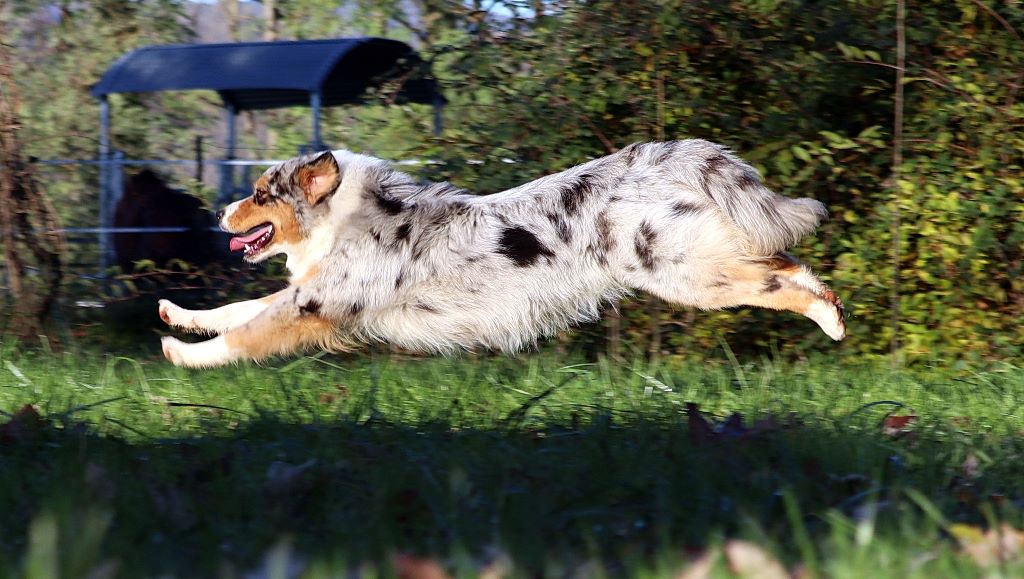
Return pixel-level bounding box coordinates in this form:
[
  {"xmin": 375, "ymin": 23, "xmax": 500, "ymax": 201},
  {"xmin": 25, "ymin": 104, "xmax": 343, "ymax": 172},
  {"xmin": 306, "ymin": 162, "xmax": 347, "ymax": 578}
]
[{"xmin": 692, "ymin": 142, "xmax": 827, "ymax": 256}]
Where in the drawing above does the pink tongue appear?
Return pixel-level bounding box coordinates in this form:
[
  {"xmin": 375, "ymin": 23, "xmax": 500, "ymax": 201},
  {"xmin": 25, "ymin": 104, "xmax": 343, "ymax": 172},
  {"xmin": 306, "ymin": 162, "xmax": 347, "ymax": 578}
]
[{"xmin": 228, "ymin": 224, "xmax": 272, "ymax": 252}]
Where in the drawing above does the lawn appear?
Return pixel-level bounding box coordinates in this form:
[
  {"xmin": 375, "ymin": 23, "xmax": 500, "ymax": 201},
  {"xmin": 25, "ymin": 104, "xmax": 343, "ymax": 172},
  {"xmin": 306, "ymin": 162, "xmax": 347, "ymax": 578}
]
[{"xmin": 1, "ymin": 344, "xmax": 1022, "ymax": 577}]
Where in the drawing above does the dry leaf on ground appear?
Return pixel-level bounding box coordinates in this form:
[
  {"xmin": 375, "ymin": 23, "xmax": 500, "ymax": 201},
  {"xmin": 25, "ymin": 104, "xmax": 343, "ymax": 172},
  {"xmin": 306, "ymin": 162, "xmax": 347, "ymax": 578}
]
[{"xmin": 393, "ymin": 554, "xmax": 451, "ymax": 579}]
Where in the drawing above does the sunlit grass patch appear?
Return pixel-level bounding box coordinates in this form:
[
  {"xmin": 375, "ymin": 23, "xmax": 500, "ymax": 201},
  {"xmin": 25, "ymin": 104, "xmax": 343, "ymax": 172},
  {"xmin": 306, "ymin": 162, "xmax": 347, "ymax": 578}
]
[{"xmin": 0, "ymin": 349, "xmax": 1022, "ymax": 576}]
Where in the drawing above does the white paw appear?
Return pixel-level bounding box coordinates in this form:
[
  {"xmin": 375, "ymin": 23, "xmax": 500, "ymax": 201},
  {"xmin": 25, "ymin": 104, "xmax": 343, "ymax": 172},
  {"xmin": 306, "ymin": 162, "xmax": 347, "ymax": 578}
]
[
  {"xmin": 159, "ymin": 299, "xmax": 200, "ymax": 331},
  {"xmin": 161, "ymin": 335, "xmax": 235, "ymax": 368},
  {"xmin": 805, "ymin": 299, "xmax": 846, "ymax": 341},
  {"xmin": 161, "ymin": 336, "xmax": 185, "ymax": 366}
]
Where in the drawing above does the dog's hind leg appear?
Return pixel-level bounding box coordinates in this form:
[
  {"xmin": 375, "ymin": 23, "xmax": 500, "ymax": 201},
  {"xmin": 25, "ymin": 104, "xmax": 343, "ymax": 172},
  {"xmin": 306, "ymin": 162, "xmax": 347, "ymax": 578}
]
[
  {"xmin": 650, "ymin": 253, "xmax": 846, "ymax": 340},
  {"xmin": 161, "ymin": 299, "xmax": 337, "ymax": 368},
  {"xmin": 158, "ymin": 291, "xmax": 285, "ymax": 335}
]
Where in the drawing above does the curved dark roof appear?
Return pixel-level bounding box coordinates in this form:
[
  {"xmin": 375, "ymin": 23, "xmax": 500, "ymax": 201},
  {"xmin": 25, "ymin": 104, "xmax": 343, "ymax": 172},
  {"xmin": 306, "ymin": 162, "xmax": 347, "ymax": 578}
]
[{"xmin": 91, "ymin": 37, "xmax": 441, "ymax": 111}]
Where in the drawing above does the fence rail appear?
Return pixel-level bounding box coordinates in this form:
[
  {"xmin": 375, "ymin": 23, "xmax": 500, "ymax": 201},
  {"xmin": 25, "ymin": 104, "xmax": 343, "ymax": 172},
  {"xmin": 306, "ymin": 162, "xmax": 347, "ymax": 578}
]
[
  {"xmin": 28, "ymin": 153, "xmax": 273, "ymax": 278},
  {"xmin": 33, "ymin": 158, "xmax": 286, "ymax": 167},
  {"xmin": 27, "ymin": 153, "xmax": 448, "ymax": 279}
]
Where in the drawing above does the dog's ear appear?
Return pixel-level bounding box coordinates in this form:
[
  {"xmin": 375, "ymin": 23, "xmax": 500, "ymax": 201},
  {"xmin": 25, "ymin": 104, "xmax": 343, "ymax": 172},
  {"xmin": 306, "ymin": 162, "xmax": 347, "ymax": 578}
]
[{"xmin": 296, "ymin": 151, "xmax": 342, "ymax": 206}]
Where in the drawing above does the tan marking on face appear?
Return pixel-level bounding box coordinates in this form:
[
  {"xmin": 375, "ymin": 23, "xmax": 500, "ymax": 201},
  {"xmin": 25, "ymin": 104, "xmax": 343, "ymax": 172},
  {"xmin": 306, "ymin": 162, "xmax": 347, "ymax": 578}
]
[{"xmin": 224, "ymin": 195, "xmax": 303, "ymax": 247}]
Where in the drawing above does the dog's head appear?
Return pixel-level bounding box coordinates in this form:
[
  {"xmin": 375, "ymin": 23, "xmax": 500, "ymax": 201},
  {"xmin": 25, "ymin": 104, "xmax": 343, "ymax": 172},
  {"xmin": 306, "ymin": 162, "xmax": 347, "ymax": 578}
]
[{"xmin": 218, "ymin": 151, "xmax": 341, "ymax": 263}]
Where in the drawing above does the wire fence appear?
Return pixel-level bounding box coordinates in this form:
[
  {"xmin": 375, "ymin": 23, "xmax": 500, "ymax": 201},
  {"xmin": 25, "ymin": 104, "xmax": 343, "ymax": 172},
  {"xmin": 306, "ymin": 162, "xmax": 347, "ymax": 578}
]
[
  {"xmin": 22, "ymin": 148, "xmax": 509, "ymax": 284},
  {"xmin": 24, "ymin": 155, "xmax": 287, "ymax": 279}
]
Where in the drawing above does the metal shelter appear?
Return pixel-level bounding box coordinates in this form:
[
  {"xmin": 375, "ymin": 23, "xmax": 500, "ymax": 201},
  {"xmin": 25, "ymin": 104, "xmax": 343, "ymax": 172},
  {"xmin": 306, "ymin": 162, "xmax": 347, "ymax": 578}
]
[{"xmin": 88, "ymin": 37, "xmax": 444, "ymax": 272}]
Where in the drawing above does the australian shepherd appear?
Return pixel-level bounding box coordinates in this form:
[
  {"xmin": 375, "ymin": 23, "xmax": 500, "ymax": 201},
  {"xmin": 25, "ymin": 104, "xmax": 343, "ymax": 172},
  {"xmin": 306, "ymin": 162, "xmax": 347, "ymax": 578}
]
[{"xmin": 158, "ymin": 140, "xmax": 845, "ymax": 367}]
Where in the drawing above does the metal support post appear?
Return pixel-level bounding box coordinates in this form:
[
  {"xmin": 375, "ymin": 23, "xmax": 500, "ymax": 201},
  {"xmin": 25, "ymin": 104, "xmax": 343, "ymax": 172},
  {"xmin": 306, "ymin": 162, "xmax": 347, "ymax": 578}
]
[
  {"xmin": 194, "ymin": 135, "xmax": 204, "ymax": 184},
  {"xmin": 102, "ymin": 151, "xmax": 125, "ymax": 271},
  {"xmin": 98, "ymin": 97, "xmax": 111, "ymax": 275},
  {"xmin": 218, "ymin": 103, "xmax": 237, "ymax": 205},
  {"xmin": 310, "ymin": 91, "xmax": 323, "ymax": 151}
]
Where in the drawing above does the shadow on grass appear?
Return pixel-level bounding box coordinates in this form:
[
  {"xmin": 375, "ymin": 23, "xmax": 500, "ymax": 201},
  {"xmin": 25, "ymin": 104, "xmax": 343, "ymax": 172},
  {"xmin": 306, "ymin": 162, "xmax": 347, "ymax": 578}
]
[{"xmin": 2, "ymin": 400, "xmax": 1018, "ymax": 577}]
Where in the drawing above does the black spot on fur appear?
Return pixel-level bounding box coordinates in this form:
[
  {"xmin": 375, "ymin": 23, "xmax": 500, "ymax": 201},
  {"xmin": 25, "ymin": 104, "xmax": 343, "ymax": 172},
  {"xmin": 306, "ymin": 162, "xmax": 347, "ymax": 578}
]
[
  {"xmin": 587, "ymin": 210, "xmax": 615, "ymax": 266},
  {"xmin": 419, "ymin": 201, "xmax": 470, "ymax": 230},
  {"xmin": 497, "ymin": 226, "xmax": 554, "ymax": 267},
  {"xmin": 411, "ymin": 242, "xmax": 427, "ymax": 262},
  {"xmin": 394, "ymin": 271, "xmax": 405, "ymax": 289},
  {"xmin": 654, "ymin": 141, "xmax": 677, "ymax": 165},
  {"xmin": 395, "ymin": 222, "xmax": 412, "ymax": 243},
  {"xmin": 413, "ymin": 302, "xmax": 439, "ymax": 313},
  {"xmin": 547, "ymin": 212, "xmax": 572, "ymax": 244},
  {"xmin": 299, "ymin": 299, "xmax": 322, "ymax": 315},
  {"xmin": 634, "ymin": 221, "xmax": 657, "ymax": 271},
  {"xmin": 671, "ymin": 202, "xmax": 702, "ymax": 218},
  {"xmin": 369, "ymin": 228, "xmax": 382, "ymax": 244},
  {"xmin": 736, "ymin": 170, "xmax": 761, "ymax": 191},
  {"xmin": 560, "ymin": 173, "xmax": 595, "ymax": 216},
  {"xmin": 620, "ymin": 142, "xmax": 642, "ymax": 167},
  {"xmin": 704, "ymin": 154, "xmax": 729, "ymax": 175},
  {"xmin": 556, "ymin": 220, "xmax": 572, "ymax": 244},
  {"xmin": 761, "ymin": 275, "xmax": 783, "ymax": 293},
  {"xmin": 421, "ymin": 182, "xmax": 463, "ymax": 198},
  {"xmin": 349, "ymin": 302, "xmax": 364, "ymax": 316},
  {"xmin": 374, "ymin": 192, "xmax": 405, "ymax": 215},
  {"xmin": 698, "ymin": 154, "xmax": 732, "ymax": 199}
]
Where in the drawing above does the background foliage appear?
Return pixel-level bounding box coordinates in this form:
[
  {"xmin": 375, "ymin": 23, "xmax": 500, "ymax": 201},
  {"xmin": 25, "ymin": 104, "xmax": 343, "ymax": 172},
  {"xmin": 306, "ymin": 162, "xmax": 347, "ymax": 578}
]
[{"xmin": 2, "ymin": 0, "xmax": 1022, "ymax": 361}]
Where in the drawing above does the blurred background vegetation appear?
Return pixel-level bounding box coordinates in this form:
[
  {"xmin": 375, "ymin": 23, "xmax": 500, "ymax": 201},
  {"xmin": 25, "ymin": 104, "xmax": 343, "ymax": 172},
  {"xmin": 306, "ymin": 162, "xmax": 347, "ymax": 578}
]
[{"xmin": 2, "ymin": 0, "xmax": 1022, "ymax": 362}]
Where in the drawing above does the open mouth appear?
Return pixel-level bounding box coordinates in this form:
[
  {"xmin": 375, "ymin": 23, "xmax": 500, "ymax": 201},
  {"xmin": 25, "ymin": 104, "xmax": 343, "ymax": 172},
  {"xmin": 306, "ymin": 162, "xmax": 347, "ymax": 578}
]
[{"xmin": 228, "ymin": 223, "xmax": 274, "ymax": 258}]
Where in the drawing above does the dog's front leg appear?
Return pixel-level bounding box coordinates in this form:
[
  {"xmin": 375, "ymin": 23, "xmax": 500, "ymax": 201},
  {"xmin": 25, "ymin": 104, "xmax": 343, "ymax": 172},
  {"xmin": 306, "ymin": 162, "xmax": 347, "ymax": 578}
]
[
  {"xmin": 161, "ymin": 299, "xmax": 336, "ymax": 368},
  {"xmin": 158, "ymin": 291, "xmax": 284, "ymax": 335}
]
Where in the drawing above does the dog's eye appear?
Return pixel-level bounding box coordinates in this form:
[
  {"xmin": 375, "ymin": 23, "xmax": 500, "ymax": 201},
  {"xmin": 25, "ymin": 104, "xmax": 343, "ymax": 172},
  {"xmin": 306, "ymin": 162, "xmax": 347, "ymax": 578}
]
[{"xmin": 254, "ymin": 188, "xmax": 271, "ymax": 205}]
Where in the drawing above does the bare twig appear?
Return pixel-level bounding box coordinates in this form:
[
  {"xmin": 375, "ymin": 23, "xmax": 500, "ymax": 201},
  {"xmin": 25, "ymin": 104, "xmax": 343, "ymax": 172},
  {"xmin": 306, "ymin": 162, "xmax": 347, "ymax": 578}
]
[
  {"xmin": 844, "ymin": 61, "xmax": 983, "ymax": 104},
  {"xmin": 970, "ymin": 0, "xmax": 1022, "ymax": 41},
  {"xmin": 166, "ymin": 402, "xmax": 252, "ymax": 416},
  {"xmin": 890, "ymin": 0, "xmax": 906, "ymax": 368},
  {"xmin": 549, "ymin": 96, "xmax": 617, "ymax": 153},
  {"xmin": 501, "ymin": 373, "xmax": 579, "ymax": 427},
  {"xmin": 968, "ymin": 0, "xmax": 1024, "ymax": 111}
]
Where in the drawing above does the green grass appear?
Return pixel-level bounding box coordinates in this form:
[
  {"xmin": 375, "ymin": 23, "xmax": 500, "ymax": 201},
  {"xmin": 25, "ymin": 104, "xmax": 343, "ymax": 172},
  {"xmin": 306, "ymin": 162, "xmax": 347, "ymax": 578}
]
[{"xmin": 1, "ymin": 344, "xmax": 1023, "ymax": 577}]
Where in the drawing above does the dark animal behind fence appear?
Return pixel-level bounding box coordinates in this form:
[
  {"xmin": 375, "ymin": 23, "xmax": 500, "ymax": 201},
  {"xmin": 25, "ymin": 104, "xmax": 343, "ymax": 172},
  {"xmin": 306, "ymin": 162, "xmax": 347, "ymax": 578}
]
[{"xmin": 114, "ymin": 170, "xmax": 228, "ymax": 271}]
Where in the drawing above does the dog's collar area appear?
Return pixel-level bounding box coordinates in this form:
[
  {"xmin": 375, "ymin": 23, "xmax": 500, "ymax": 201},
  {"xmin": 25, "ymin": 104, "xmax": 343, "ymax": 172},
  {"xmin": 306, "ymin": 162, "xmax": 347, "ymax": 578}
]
[{"xmin": 228, "ymin": 223, "xmax": 275, "ymax": 257}]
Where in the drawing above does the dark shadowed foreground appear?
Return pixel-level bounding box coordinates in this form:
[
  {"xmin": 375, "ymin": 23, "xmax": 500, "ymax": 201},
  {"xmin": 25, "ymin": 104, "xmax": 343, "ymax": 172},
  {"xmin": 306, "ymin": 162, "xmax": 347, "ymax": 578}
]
[{"xmin": 0, "ymin": 352, "xmax": 1022, "ymax": 576}]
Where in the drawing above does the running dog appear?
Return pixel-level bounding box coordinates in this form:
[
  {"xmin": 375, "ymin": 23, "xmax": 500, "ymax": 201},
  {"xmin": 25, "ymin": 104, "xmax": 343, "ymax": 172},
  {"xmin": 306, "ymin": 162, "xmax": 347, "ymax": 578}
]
[{"xmin": 158, "ymin": 140, "xmax": 845, "ymax": 368}]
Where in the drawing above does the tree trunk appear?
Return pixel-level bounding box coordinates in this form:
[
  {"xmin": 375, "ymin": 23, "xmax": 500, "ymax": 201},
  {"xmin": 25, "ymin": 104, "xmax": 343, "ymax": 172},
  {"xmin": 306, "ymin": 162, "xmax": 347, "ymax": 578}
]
[
  {"xmin": 220, "ymin": 0, "xmax": 240, "ymax": 41},
  {"xmin": 263, "ymin": 0, "xmax": 278, "ymax": 41},
  {"xmin": 0, "ymin": 37, "xmax": 64, "ymax": 342}
]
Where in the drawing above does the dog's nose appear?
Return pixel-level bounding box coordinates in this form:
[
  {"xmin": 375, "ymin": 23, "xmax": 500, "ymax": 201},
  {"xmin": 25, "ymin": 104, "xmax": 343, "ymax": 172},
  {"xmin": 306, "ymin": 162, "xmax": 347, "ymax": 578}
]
[{"xmin": 215, "ymin": 209, "xmax": 225, "ymax": 222}]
